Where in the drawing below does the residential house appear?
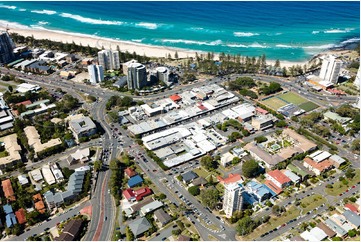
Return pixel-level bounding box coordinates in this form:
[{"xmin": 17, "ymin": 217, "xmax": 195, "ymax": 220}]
[
  {"xmin": 303, "ymin": 157, "xmax": 333, "ymax": 176},
  {"xmin": 191, "ymin": 177, "xmax": 208, "ymax": 187},
  {"xmin": 281, "ymin": 170, "xmax": 301, "ymax": 184},
  {"xmin": 153, "ymin": 208, "xmax": 172, "ymax": 227},
  {"xmin": 3, "ymin": 204, "xmax": 17, "ymax": 228},
  {"xmin": 140, "ymin": 200, "xmax": 163, "ymax": 217},
  {"xmin": 317, "ymin": 222, "xmax": 336, "ymax": 238},
  {"xmin": 265, "ymin": 170, "xmax": 292, "ymax": 189},
  {"xmin": 181, "ymin": 171, "xmax": 198, "ymax": 184},
  {"xmin": 344, "ymin": 204, "xmax": 359, "ymax": 215},
  {"xmin": 342, "ymin": 210, "xmax": 360, "ymax": 229},
  {"xmin": 217, "ymin": 173, "xmax": 243, "ymax": 185},
  {"xmin": 123, "ymin": 188, "xmax": 136, "ymax": 202},
  {"xmin": 33, "ymin": 193, "xmax": 46, "ymax": 214},
  {"xmin": 18, "ymin": 175, "xmax": 29, "ymax": 186},
  {"xmin": 177, "ymin": 235, "xmax": 191, "ymax": 241},
  {"xmin": 220, "ymin": 152, "xmax": 236, "ymax": 167},
  {"xmin": 128, "ymin": 175, "xmax": 143, "ymax": 188},
  {"xmin": 55, "ymin": 219, "xmax": 83, "ymax": 241},
  {"xmin": 15, "ymin": 208, "xmax": 27, "ymax": 224},
  {"xmin": 324, "ymin": 219, "xmax": 347, "ymax": 238},
  {"xmin": 128, "ymin": 217, "xmax": 152, "ymax": 238},
  {"xmin": 67, "ymin": 148, "xmax": 90, "ymax": 165},
  {"xmin": 134, "ymin": 187, "xmax": 152, "ymax": 201},
  {"xmin": 125, "ymin": 167, "xmax": 137, "ymax": 178},
  {"xmin": 2, "ymin": 179, "xmax": 16, "ymax": 201},
  {"xmin": 300, "ymin": 227, "xmax": 327, "ymax": 241}
]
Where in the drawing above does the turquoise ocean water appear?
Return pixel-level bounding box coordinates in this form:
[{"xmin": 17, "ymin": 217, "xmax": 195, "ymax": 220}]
[{"xmin": 0, "ymin": 1, "xmax": 359, "ymax": 61}]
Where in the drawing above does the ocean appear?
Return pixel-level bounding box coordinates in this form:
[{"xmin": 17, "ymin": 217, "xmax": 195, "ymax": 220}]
[{"xmin": 0, "ymin": 1, "xmax": 359, "ymax": 61}]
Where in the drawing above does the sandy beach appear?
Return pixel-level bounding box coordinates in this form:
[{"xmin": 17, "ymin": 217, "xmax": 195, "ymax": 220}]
[{"xmin": 8, "ymin": 26, "xmax": 308, "ymax": 68}]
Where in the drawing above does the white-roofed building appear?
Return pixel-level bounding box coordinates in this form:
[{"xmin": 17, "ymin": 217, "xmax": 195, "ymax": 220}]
[
  {"xmin": 140, "ymin": 200, "xmax": 163, "ymax": 217},
  {"xmin": 309, "ymin": 150, "xmax": 331, "ymax": 163},
  {"xmin": 29, "ymin": 169, "xmax": 43, "ymax": 182},
  {"xmin": 16, "ymin": 83, "xmax": 41, "ymax": 93},
  {"xmin": 231, "ymin": 103, "xmax": 256, "ymax": 122},
  {"xmin": 282, "ymin": 169, "xmax": 301, "ymax": 184},
  {"xmin": 50, "ymin": 163, "xmax": 64, "ymax": 183},
  {"xmin": 42, "ymin": 164, "xmax": 56, "ymax": 185},
  {"xmin": 222, "ymin": 109, "xmax": 239, "ymax": 120},
  {"xmin": 300, "ymin": 227, "xmax": 328, "ymax": 241},
  {"xmin": 329, "ymin": 154, "xmax": 346, "ymax": 168},
  {"xmin": 67, "ymin": 147, "xmax": 90, "ymax": 165},
  {"xmin": 18, "ymin": 175, "xmax": 29, "ymax": 186},
  {"xmin": 197, "ymin": 140, "xmax": 216, "ymax": 153},
  {"xmin": 221, "ymin": 152, "xmax": 236, "ymax": 167}
]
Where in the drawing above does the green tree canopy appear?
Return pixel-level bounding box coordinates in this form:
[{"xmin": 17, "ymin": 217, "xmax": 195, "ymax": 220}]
[
  {"xmin": 200, "ymin": 187, "xmax": 219, "ymax": 209},
  {"xmin": 242, "ymin": 160, "xmax": 260, "ymax": 178},
  {"xmin": 188, "ymin": 186, "xmax": 200, "ymax": 196},
  {"xmin": 200, "ymin": 155, "xmax": 218, "ymax": 171}
]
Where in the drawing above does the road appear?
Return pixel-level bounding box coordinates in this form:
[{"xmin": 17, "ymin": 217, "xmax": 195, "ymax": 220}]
[
  {"xmin": 1, "ymin": 66, "xmax": 359, "ymax": 241},
  {"xmin": 6, "ymin": 201, "xmax": 89, "ymax": 241}
]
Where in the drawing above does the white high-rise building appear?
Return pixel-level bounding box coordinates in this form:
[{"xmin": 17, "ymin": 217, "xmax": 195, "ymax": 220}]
[
  {"xmin": 127, "ymin": 63, "xmax": 147, "ymax": 89},
  {"xmin": 223, "ymin": 182, "xmax": 244, "ymax": 218},
  {"xmin": 98, "ymin": 50, "xmax": 120, "ymax": 70},
  {"xmin": 156, "ymin": 67, "xmax": 171, "ymax": 86},
  {"xmin": 88, "ymin": 64, "xmax": 104, "ymax": 84},
  {"xmin": 319, "ymin": 55, "xmax": 342, "ymax": 84}
]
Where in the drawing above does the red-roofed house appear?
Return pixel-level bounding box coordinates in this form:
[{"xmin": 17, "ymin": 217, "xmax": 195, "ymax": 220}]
[
  {"xmin": 14, "ymin": 100, "xmax": 32, "ymax": 107},
  {"xmin": 265, "ymin": 170, "xmax": 291, "ymax": 188},
  {"xmin": 169, "ymin": 94, "xmax": 182, "ymax": 103},
  {"xmin": 217, "ymin": 173, "xmax": 243, "ymax": 185},
  {"xmin": 124, "ymin": 167, "xmax": 137, "ymax": 178},
  {"xmin": 15, "ymin": 208, "xmax": 27, "ymax": 224},
  {"xmin": 344, "ymin": 204, "xmax": 359, "ymax": 215},
  {"xmin": 2, "ymin": 179, "xmax": 16, "ymax": 202},
  {"xmin": 303, "ymin": 157, "xmax": 334, "ymax": 176},
  {"xmin": 123, "ymin": 188, "xmax": 136, "ymax": 202},
  {"xmin": 256, "ymin": 107, "xmax": 268, "ymax": 115},
  {"xmin": 134, "ymin": 187, "xmax": 152, "ymax": 201},
  {"xmin": 264, "ymin": 180, "xmax": 283, "ymax": 195}
]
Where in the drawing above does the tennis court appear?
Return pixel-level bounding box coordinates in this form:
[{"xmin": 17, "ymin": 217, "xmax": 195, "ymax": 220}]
[{"xmin": 298, "ymin": 101, "xmax": 319, "ymax": 112}]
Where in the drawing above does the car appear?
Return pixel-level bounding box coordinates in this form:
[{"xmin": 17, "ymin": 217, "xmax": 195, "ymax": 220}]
[
  {"xmin": 352, "ymin": 185, "xmax": 356, "ymax": 188},
  {"xmin": 339, "ymin": 193, "xmax": 343, "ymax": 196},
  {"xmin": 161, "ymin": 237, "xmax": 166, "ymax": 241},
  {"xmin": 346, "ymin": 189, "xmax": 349, "ymax": 192},
  {"xmin": 104, "ymin": 217, "xmax": 107, "ymax": 221}
]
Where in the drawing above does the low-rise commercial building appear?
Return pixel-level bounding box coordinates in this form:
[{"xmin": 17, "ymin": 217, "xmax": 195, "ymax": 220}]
[
  {"xmin": 251, "ymin": 115, "xmax": 274, "ymax": 130},
  {"xmin": 68, "ymin": 115, "xmax": 97, "ymax": 142}
]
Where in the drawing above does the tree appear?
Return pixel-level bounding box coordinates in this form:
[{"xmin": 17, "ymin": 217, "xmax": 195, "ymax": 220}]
[
  {"xmin": 345, "ymin": 168, "xmax": 356, "ymax": 179},
  {"xmin": 125, "ymin": 226, "xmax": 134, "ymax": 241},
  {"xmin": 348, "ymin": 229, "xmax": 357, "ymax": 237},
  {"xmin": 172, "ymin": 229, "xmax": 181, "ymax": 236},
  {"xmin": 254, "ymin": 136, "xmax": 267, "ymax": 143},
  {"xmin": 275, "ymin": 120, "xmax": 287, "ymax": 128},
  {"xmin": 200, "ymin": 155, "xmax": 218, "ymax": 171},
  {"xmin": 228, "ymin": 132, "xmax": 242, "ymax": 142},
  {"xmin": 199, "ymin": 188, "xmax": 219, "ymax": 209},
  {"xmin": 8, "ymin": 85, "xmax": 13, "ymax": 93},
  {"xmin": 236, "ymin": 216, "xmax": 258, "ymax": 236},
  {"xmin": 188, "ymin": 186, "xmax": 200, "ymax": 196},
  {"xmin": 108, "ymin": 111, "xmax": 119, "ymax": 123},
  {"xmin": 272, "ymin": 205, "xmax": 285, "ymax": 216},
  {"xmin": 158, "ymin": 193, "xmax": 166, "ymax": 200},
  {"xmin": 93, "ymin": 160, "xmax": 102, "ymax": 172},
  {"xmin": 351, "ymin": 138, "xmax": 360, "ymax": 151},
  {"xmin": 174, "ymin": 51, "xmax": 179, "ymax": 59},
  {"xmin": 242, "ymin": 160, "xmax": 260, "ymax": 178}
]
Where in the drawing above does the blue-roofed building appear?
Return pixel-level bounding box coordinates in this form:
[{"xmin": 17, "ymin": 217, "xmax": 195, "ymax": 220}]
[
  {"xmin": 3, "ymin": 204, "xmax": 13, "ymax": 214},
  {"xmin": 244, "ymin": 180, "xmax": 273, "ymax": 202},
  {"xmin": 5, "ymin": 213, "xmax": 17, "ymax": 228},
  {"xmin": 128, "ymin": 175, "xmax": 143, "ymax": 188}
]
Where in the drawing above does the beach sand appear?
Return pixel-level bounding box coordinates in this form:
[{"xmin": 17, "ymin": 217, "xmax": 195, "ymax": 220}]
[{"xmin": 8, "ymin": 26, "xmax": 309, "ymax": 68}]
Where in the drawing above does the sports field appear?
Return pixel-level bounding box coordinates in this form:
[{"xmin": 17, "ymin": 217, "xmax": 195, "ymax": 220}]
[
  {"xmin": 278, "ymin": 92, "xmax": 308, "ymax": 105},
  {"xmin": 261, "ymin": 92, "xmax": 319, "ymax": 112},
  {"xmin": 298, "ymin": 101, "xmax": 319, "ymax": 112},
  {"xmin": 261, "ymin": 97, "xmax": 288, "ymax": 110}
]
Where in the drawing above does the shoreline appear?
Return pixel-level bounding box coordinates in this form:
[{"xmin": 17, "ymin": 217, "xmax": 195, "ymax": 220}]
[{"xmin": 2, "ymin": 24, "xmax": 349, "ymax": 69}]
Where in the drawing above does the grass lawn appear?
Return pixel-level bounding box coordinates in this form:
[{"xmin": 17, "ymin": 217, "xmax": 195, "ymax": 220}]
[
  {"xmin": 193, "ymin": 167, "xmax": 210, "ymax": 179},
  {"xmin": 325, "ymin": 169, "xmax": 360, "ymax": 196},
  {"xmin": 261, "ymin": 97, "xmax": 288, "ymax": 110},
  {"xmin": 0, "ymin": 151, "xmax": 8, "ymax": 158},
  {"xmin": 111, "ymin": 209, "xmax": 121, "ymax": 241},
  {"xmin": 299, "ymin": 194, "xmax": 327, "ymax": 213},
  {"xmin": 278, "ymin": 92, "xmax": 307, "ymax": 105},
  {"xmin": 298, "ymin": 101, "xmax": 319, "ymax": 112},
  {"xmin": 242, "ymin": 206, "xmax": 300, "ymax": 240}
]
